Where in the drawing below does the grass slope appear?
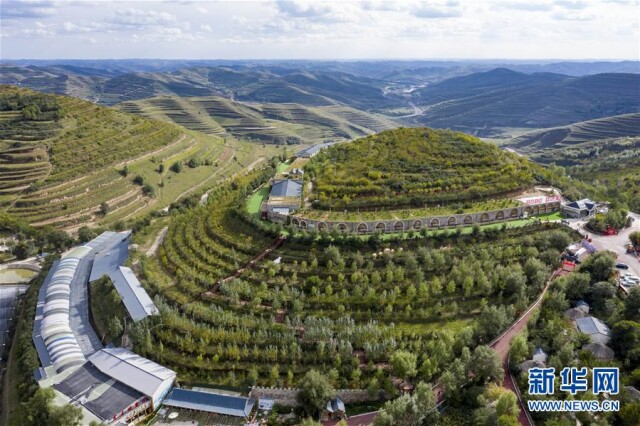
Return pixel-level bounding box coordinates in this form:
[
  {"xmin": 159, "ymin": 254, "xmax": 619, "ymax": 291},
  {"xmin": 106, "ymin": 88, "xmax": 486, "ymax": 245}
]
[{"xmin": 306, "ymin": 127, "xmax": 536, "ymax": 210}]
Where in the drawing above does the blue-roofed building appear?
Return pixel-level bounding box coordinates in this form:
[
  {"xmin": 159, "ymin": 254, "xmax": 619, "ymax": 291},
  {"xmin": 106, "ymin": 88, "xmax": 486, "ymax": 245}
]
[
  {"xmin": 162, "ymin": 388, "xmax": 256, "ymax": 421},
  {"xmin": 270, "ymin": 180, "xmax": 303, "ymax": 197},
  {"xmin": 562, "ymin": 198, "xmax": 597, "ymax": 218},
  {"xmin": 266, "ymin": 179, "xmax": 303, "ymax": 217},
  {"xmin": 295, "ymin": 141, "xmax": 338, "ymax": 158},
  {"xmin": 576, "ymin": 316, "xmax": 611, "ymax": 344},
  {"xmin": 89, "ymin": 233, "xmax": 158, "ymax": 322}
]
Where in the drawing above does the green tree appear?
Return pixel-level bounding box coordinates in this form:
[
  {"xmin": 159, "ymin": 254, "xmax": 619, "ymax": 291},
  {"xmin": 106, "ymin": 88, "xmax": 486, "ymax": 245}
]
[
  {"xmin": 579, "ymin": 251, "xmax": 616, "ymax": 282},
  {"xmin": 142, "ymin": 184, "xmax": 155, "ymax": 197},
  {"xmin": 471, "ymin": 346, "xmax": 504, "ymax": 383},
  {"xmin": 77, "ymin": 226, "xmax": 97, "ymax": 243},
  {"xmin": 133, "ymin": 174, "xmax": 145, "ymax": 185},
  {"xmin": 100, "ymin": 202, "xmax": 109, "ymax": 216},
  {"xmin": 171, "ymin": 161, "xmax": 183, "ymax": 173},
  {"xmin": 390, "ymin": 350, "xmax": 418, "ymax": 379},
  {"xmin": 297, "ymin": 370, "xmax": 335, "ymax": 419},
  {"xmin": 624, "ymin": 286, "xmax": 640, "ymax": 320},
  {"xmin": 373, "ymin": 382, "xmax": 436, "ymax": 426}
]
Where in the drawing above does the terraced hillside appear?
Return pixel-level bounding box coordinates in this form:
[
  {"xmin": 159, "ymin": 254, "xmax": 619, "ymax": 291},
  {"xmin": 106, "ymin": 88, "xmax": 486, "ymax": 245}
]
[
  {"xmin": 135, "ymin": 165, "xmax": 577, "ymax": 388},
  {"xmin": 118, "ymin": 96, "xmax": 398, "ymax": 145},
  {"xmin": 508, "ymin": 113, "xmax": 640, "ymax": 153},
  {"xmin": 0, "ymin": 86, "xmax": 263, "ymax": 228},
  {"xmin": 503, "ymin": 114, "xmax": 640, "ymax": 213},
  {"xmin": 305, "ymin": 127, "xmax": 536, "ymax": 210},
  {"xmin": 412, "ymin": 69, "xmax": 640, "ymax": 136}
]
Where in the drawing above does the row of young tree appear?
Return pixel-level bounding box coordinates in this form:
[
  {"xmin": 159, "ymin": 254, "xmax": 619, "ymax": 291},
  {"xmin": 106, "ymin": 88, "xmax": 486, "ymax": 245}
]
[{"xmin": 139, "ymin": 165, "xmax": 578, "ymax": 389}]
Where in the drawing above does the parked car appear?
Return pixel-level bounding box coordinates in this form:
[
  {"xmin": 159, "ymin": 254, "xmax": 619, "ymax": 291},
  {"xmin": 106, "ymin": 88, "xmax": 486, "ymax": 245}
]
[
  {"xmin": 561, "ymin": 253, "xmax": 581, "ymax": 264},
  {"xmin": 616, "ymin": 263, "xmax": 630, "ymax": 270}
]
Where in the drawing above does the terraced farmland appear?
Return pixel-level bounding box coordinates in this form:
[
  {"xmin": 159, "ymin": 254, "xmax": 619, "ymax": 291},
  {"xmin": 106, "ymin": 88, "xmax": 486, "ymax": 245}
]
[
  {"xmin": 118, "ymin": 95, "xmax": 399, "ymax": 145},
  {"xmin": 508, "ymin": 113, "xmax": 640, "ymax": 152},
  {"xmin": 0, "ymin": 85, "xmax": 269, "ymax": 228},
  {"xmin": 119, "ymin": 96, "xmax": 226, "ymax": 135},
  {"xmin": 137, "ymin": 166, "xmax": 576, "ymax": 388}
]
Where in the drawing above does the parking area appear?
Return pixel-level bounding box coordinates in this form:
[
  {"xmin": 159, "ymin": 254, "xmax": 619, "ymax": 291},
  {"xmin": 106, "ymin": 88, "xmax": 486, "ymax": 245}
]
[
  {"xmin": 561, "ymin": 212, "xmax": 640, "ymax": 278},
  {"xmin": 619, "ymin": 270, "xmax": 640, "ymax": 291}
]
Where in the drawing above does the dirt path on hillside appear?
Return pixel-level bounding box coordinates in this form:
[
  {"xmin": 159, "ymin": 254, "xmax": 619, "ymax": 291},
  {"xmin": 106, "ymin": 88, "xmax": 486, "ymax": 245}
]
[{"xmin": 146, "ymin": 226, "xmax": 168, "ymax": 257}]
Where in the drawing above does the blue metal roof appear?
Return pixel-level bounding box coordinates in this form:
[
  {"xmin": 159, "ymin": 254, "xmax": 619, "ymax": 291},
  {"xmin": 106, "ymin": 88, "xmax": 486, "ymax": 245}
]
[
  {"xmin": 162, "ymin": 389, "xmax": 255, "ymax": 418},
  {"xmin": 89, "ymin": 238, "xmax": 129, "ymax": 282},
  {"xmin": 576, "ymin": 317, "xmax": 610, "ymax": 336},
  {"xmin": 270, "ymin": 180, "xmax": 302, "ymax": 197},
  {"xmin": 88, "ymin": 233, "xmax": 157, "ymax": 322}
]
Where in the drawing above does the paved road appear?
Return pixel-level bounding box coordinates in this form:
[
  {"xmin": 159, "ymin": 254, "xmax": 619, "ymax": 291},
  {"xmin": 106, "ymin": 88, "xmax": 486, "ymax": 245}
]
[{"xmin": 564, "ymin": 212, "xmax": 640, "ymax": 277}]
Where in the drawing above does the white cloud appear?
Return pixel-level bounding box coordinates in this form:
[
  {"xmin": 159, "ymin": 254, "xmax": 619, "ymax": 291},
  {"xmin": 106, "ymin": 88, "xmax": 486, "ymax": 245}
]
[
  {"xmin": 0, "ymin": 0, "xmax": 57, "ymax": 19},
  {"xmin": 0, "ymin": 0, "xmax": 637, "ymax": 59},
  {"xmin": 108, "ymin": 8, "xmax": 177, "ymax": 28}
]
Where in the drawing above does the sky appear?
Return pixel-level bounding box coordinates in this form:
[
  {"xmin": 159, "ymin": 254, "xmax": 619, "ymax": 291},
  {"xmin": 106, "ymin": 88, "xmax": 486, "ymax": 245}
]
[{"xmin": 0, "ymin": 0, "xmax": 638, "ymax": 60}]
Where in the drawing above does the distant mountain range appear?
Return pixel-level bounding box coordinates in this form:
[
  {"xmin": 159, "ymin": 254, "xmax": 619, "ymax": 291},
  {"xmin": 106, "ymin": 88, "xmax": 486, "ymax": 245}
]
[
  {"xmin": 1, "ymin": 60, "xmax": 638, "ymax": 137},
  {"xmin": 0, "ymin": 64, "xmax": 396, "ymax": 110}
]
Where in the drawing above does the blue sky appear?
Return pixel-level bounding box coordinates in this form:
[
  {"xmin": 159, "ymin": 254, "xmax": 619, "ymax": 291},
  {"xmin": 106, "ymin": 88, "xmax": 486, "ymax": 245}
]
[{"xmin": 0, "ymin": 0, "xmax": 638, "ymax": 60}]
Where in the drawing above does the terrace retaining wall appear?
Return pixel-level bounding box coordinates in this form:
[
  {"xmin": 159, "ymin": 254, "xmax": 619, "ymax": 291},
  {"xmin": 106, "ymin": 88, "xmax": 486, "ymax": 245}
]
[{"xmin": 286, "ymin": 202, "xmax": 561, "ymax": 234}]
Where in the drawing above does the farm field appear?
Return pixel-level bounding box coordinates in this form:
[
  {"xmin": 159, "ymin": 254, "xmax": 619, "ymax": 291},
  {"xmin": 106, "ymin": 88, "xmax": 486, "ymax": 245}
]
[{"xmin": 135, "ymin": 164, "xmax": 577, "ymax": 390}]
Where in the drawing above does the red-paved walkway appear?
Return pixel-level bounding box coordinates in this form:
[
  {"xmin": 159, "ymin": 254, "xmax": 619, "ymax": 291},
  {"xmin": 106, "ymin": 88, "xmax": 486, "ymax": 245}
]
[{"xmin": 488, "ymin": 269, "xmax": 560, "ymax": 425}]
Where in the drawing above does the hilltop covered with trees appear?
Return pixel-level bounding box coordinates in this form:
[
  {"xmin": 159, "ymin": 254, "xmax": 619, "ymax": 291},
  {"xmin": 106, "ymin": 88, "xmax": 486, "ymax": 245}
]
[{"xmin": 305, "ymin": 128, "xmax": 536, "ymax": 211}]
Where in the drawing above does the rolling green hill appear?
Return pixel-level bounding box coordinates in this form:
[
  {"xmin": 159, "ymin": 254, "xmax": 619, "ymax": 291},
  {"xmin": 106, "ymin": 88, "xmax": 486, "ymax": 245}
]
[
  {"xmin": 305, "ymin": 127, "xmax": 536, "ymax": 210},
  {"xmin": 0, "ymin": 85, "xmax": 271, "ymax": 228},
  {"xmin": 118, "ymin": 95, "xmax": 398, "ymax": 145}
]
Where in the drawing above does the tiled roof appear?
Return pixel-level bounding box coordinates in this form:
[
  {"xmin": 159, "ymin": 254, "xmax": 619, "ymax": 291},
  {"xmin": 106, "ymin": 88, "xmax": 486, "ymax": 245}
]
[{"xmin": 576, "ymin": 317, "xmax": 610, "ymax": 336}]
